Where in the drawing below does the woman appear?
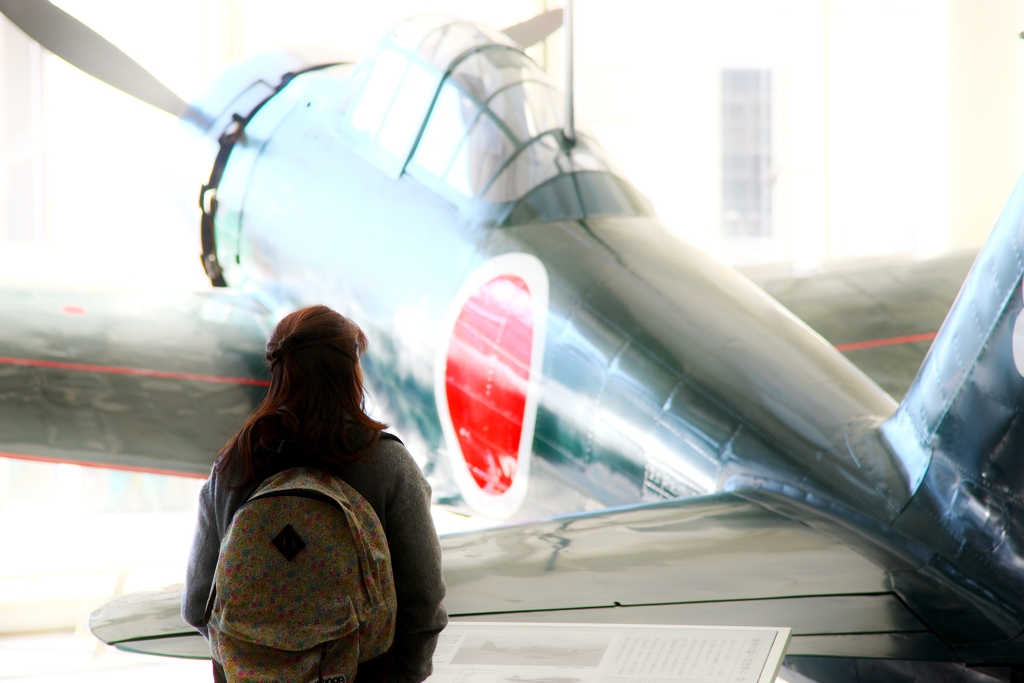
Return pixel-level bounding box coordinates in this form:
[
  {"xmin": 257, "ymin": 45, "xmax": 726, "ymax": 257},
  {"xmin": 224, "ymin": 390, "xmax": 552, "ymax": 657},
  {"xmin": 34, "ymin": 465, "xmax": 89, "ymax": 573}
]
[{"xmin": 182, "ymin": 305, "xmax": 447, "ymax": 682}]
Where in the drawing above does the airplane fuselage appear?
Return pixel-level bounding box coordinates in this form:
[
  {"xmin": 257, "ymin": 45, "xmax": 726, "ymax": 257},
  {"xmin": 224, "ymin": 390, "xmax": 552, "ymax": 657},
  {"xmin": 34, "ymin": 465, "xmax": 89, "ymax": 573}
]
[
  {"xmin": 212, "ymin": 64, "xmax": 895, "ymax": 522},
  {"xmin": 189, "ymin": 28, "xmax": 1024, "ymax": 653}
]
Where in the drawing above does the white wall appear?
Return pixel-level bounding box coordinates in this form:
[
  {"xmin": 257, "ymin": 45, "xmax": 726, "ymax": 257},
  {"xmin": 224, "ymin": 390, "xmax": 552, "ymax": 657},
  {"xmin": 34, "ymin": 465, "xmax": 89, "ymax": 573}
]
[
  {"xmin": 0, "ymin": 18, "xmax": 44, "ymax": 243},
  {"xmin": 947, "ymin": 0, "xmax": 1024, "ymax": 250},
  {"xmin": 570, "ymin": 0, "xmax": 951, "ymax": 266},
  {"xmin": 0, "ymin": 0, "xmax": 1019, "ymax": 287}
]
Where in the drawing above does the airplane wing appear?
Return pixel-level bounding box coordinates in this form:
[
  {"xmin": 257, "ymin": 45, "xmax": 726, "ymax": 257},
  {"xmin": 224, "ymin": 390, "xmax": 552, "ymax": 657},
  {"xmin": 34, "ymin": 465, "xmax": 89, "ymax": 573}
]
[
  {"xmin": 0, "ymin": 252, "xmax": 972, "ymax": 478},
  {"xmin": 0, "ymin": 284, "xmax": 272, "ymax": 477},
  {"xmin": 88, "ymin": 493, "xmax": 954, "ymax": 662},
  {"xmin": 744, "ymin": 249, "xmax": 977, "ymax": 400}
]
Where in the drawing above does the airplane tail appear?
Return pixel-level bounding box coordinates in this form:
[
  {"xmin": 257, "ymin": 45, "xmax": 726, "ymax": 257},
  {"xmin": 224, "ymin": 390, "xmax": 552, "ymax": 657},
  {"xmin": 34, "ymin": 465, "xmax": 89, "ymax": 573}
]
[{"xmin": 879, "ymin": 172, "xmax": 1024, "ymax": 644}]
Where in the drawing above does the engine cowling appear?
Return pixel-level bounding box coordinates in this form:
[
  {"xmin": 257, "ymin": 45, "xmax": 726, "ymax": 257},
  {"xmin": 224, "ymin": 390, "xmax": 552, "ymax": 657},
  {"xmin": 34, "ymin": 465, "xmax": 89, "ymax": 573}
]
[{"xmin": 173, "ymin": 47, "xmax": 355, "ymax": 285}]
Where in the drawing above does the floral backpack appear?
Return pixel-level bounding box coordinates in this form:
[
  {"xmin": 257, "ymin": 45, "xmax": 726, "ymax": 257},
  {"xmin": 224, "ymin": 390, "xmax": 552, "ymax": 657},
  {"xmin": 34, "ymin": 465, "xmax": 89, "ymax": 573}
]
[{"xmin": 205, "ymin": 467, "xmax": 396, "ymax": 683}]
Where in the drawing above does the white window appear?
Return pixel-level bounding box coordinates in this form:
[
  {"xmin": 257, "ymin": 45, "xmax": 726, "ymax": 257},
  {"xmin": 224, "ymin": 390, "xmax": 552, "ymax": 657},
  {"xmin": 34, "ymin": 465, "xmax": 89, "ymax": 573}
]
[{"xmin": 722, "ymin": 69, "xmax": 772, "ymax": 238}]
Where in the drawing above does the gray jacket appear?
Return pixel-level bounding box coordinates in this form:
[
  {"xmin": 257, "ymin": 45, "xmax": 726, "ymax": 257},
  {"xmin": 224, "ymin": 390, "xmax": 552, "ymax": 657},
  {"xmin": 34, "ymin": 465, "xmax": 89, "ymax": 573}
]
[{"xmin": 182, "ymin": 435, "xmax": 448, "ymax": 683}]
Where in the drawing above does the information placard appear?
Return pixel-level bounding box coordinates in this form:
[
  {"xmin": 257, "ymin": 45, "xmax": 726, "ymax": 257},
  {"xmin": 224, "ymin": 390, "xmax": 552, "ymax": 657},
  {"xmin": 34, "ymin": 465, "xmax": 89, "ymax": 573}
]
[{"xmin": 425, "ymin": 622, "xmax": 790, "ymax": 683}]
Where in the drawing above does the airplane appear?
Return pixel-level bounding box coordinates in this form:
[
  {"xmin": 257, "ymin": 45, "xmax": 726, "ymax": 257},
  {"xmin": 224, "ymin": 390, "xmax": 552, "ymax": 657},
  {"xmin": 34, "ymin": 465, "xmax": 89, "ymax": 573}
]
[{"xmin": 1, "ymin": 2, "xmax": 1023, "ymax": 682}]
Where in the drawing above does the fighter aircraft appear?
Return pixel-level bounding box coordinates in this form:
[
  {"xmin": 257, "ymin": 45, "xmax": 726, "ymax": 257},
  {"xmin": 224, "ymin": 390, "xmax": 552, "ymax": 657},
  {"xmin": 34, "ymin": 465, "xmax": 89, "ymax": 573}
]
[{"xmin": 2, "ymin": 2, "xmax": 1024, "ymax": 681}]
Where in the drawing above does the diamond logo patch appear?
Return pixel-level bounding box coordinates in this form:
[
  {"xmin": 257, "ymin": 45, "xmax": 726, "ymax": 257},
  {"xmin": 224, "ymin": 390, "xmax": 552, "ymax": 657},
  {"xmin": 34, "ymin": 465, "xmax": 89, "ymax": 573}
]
[{"xmin": 271, "ymin": 524, "xmax": 306, "ymax": 561}]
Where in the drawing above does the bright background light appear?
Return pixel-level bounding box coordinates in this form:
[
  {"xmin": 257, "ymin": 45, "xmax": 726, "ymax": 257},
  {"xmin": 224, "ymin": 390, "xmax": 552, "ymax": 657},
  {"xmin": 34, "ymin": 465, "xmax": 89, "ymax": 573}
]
[
  {"xmin": 2, "ymin": 0, "xmax": 1021, "ymax": 287},
  {"xmin": 1, "ymin": 1, "xmax": 1022, "ymax": 678}
]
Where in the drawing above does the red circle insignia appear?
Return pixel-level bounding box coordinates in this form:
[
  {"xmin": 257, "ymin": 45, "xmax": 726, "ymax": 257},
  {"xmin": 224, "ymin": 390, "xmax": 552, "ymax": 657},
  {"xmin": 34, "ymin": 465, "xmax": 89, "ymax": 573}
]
[
  {"xmin": 435, "ymin": 254, "xmax": 549, "ymax": 517},
  {"xmin": 445, "ymin": 275, "xmax": 533, "ymax": 495}
]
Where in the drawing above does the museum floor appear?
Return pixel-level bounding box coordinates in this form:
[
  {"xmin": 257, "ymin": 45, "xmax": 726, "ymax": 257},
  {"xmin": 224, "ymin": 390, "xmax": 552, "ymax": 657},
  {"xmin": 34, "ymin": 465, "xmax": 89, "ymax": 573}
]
[{"xmin": 0, "ymin": 630, "xmax": 210, "ymax": 682}]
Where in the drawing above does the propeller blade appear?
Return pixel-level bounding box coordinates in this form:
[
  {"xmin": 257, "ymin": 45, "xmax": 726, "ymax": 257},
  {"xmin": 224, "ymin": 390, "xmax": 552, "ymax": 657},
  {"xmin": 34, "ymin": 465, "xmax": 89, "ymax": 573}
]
[
  {"xmin": 0, "ymin": 0, "xmax": 186, "ymax": 116},
  {"xmin": 502, "ymin": 9, "xmax": 563, "ymax": 48}
]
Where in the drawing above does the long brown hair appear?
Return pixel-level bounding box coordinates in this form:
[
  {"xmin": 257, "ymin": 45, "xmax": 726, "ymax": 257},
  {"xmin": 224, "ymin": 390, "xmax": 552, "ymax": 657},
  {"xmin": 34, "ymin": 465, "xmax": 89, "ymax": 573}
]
[{"xmin": 215, "ymin": 305, "xmax": 387, "ymax": 485}]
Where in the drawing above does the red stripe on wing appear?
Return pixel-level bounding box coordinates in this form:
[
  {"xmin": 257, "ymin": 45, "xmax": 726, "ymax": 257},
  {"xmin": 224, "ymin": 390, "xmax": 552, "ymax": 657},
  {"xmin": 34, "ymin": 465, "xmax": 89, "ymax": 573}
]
[
  {"xmin": 834, "ymin": 331, "xmax": 938, "ymax": 352},
  {"xmin": 0, "ymin": 356, "xmax": 270, "ymax": 387}
]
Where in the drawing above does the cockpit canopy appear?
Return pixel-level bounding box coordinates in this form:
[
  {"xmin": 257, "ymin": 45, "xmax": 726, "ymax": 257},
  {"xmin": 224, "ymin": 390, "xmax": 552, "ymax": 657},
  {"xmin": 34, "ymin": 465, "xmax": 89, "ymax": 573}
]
[{"xmin": 334, "ymin": 15, "xmax": 650, "ymax": 226}]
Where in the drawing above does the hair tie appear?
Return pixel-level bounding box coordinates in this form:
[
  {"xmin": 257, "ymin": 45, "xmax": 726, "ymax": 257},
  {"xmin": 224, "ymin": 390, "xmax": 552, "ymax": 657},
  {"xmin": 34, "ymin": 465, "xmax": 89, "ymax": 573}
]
[
  {"xmin": 267, "ymin": 336, "xmax": 326, "ymax": 364},
  {"xmin": 266, "ymin": 338, "xmax": 291, "ymax": 364}
]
